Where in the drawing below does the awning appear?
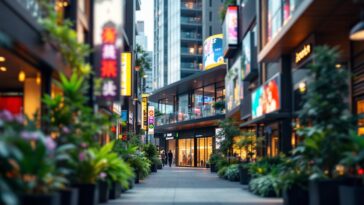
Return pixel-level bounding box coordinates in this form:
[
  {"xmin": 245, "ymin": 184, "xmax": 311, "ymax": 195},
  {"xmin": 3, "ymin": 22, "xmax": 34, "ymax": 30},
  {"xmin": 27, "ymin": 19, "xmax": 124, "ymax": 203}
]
[{"xmin": 240, "ymin": 112, "xmax": 291, "ymax": 127}]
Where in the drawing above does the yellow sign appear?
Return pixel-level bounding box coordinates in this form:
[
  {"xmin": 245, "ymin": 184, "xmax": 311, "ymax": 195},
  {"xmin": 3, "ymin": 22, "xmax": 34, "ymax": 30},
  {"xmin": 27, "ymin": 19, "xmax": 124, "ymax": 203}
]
[
  {"xmin": 295, "ymin": 44, "xmax": 311, "ymax": 65},
  {"xmin": 121, "ymin": 52, "xmax": 132, "ymax": 96},
  {"xmin": 141, "ymin": 94, "xmax": 149, "ymax": 129}
]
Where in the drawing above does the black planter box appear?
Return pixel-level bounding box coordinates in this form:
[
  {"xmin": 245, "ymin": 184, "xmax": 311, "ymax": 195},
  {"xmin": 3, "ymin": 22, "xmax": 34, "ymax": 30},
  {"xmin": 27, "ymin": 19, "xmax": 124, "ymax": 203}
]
[
  {"xmin": 283, "ymin": 186, "xmax": 309, "ymax": 205},
  {"xmin": 73, "ymin": 184, "xmax": 98, "ymax": 205},
  {"xmin": 210, "ymin": 163, "xmax": 217, "ymax": 173},
  {"xmin": 98, "ymin": 181, "xmax": 109, "ymax": 203},
  {"xmin": 309, "ymin": 179, "xmax": 358, "ymax": 205},
  {"xmin": 59, "ymin": 188, "xmax": 78, "ymax": 205},
  {"xmin": 151, "ymin": 164, "xmax": 158, "ymax": 172},
  {"xmin": 238, "ymin": 166, "xmax": 251, "ymax": 185},
  {"xmin": 134, "ymin": 171, "xmax": 140, "ymax": 184},
  {"xmin": 339, "ymin": 185, "xmax": 364, "ymax": 205},
  {"xmin": 20, "ymin": 193, "xmax": 60, "ymax": 205},
  {"xmin": 109, "ymin": 182, "xmax": 122, "ymax": 199}
]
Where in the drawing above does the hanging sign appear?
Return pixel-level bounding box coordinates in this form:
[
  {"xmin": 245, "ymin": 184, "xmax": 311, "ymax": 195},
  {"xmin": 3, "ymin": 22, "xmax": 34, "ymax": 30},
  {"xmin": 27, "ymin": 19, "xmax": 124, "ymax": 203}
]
[
  {"xmin": 121, "ymin": 52, "xmax": 132, "ymax": 96},
  {"xmin": 148, "ymin": 106, "xmax": 155, "ymax": 134},
  {"xmin": 141, "ymin": 94, "xmax": 149, "ymax": 129},
  {"xmin": 97, "ymin": 26, "xmax": 120, "ymax": 101}
]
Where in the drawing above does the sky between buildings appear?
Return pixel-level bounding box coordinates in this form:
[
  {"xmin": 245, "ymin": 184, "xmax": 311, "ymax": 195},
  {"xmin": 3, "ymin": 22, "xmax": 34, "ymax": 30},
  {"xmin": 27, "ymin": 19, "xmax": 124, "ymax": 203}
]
[{"xmin": 136, "ymin": 0, "xmax": 154, "ymax": 51}]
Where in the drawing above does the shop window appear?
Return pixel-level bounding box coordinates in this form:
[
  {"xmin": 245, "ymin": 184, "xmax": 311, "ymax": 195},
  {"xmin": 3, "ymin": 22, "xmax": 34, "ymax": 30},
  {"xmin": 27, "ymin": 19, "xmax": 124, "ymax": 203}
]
[
  {"xmin": 357, "ymin": 99, "xmax": 364, "ymax": 135},
  {"xmin": 167, "ymin": 140, "xmax": 176, "ymax": 165},
  {"xmin": 178, "ymin": 138, "xmax": 194, "ymax": 166},
  {"xmin": 233, "ymin": 131, "xmax": 257, "ymax": 161},
  {"xmin": 193, "ymin": 88, "xmax": 203, "ymax": 118},
  {"xmin": 178, "ymin": 94, "xmax": 189, "ymax": 121},
  {"xmin": 203, "ymin": 85, "xmax": 215, "ymax": 117},
  {"xmin": 197, "ymin": 137, "xmax": 213, "ymax": 167}
]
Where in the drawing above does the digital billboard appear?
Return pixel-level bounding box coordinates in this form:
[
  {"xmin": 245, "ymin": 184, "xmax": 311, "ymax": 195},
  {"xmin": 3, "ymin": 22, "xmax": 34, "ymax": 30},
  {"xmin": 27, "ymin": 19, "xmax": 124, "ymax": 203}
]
[
  {"xmin": 225, "ymin": 5, "xmax": 238, "ymax": 45},
  {"xmin": 203, "ymin": 34, "xmax": 225, "ymax": 70},
  {"xmin": 251, "ymin": 74, "xmax": 280, "ymax": 119},
  {"xmin": 121, "ymin": 52, "xmax": 132, "ymax": 96}
]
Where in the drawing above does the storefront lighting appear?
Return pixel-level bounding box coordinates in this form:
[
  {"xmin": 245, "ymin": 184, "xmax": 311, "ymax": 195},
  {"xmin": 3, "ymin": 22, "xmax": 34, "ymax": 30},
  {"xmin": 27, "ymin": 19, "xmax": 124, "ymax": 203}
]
[
  {"xmin": 0, "ymin": 67, "xmax": 6, "ymax": 72},
  {"xmin": 36, "ymin": 73, "xmax": 41, "ymax": 85},
  {"xmin": 18, "ymin": 71, "xmax": 26, "ymax": 82},
  {"xmin": 350, "ymin": 10, "xmax": 364, "ymax": 41},
  {"xmin": 0, "ymin": 56, "xmax": 5, "ymax": 62},
  {"xmin": 299, "ymin": 81, "xmax": 306, "ymax": 93}
]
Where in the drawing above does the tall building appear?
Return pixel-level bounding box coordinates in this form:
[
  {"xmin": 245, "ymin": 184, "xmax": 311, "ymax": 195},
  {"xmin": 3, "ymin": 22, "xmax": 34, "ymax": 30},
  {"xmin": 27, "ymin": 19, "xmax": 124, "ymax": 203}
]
[
  {"xmin": 154, "ymin": 0, "xmax": 205, "ymax": 89},
  {"xmin": 136, "ymin": 21, "xmax": 148, "ymax": 50},
  {"xmin": 202, "ymin": 0, "xmax": 225, "ymax": 40}
]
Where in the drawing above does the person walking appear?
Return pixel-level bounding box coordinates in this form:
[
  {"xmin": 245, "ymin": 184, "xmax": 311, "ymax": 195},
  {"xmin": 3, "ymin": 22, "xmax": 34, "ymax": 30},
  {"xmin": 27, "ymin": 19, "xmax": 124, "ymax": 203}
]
[
  {"xmin": 167, "ymin": 150, "xmax": 173, "ymax": 167},
  {"xmin": 161, "ymin": 150, "xmax": 166, "ymax": 166}
]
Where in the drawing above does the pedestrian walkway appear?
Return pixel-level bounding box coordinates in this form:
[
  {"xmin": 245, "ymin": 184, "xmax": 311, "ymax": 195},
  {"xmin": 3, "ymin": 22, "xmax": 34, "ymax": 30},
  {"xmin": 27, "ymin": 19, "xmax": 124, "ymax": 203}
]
[{"xmin": 104, "ymin": 166, "xmax": 283, "ymax": 205}]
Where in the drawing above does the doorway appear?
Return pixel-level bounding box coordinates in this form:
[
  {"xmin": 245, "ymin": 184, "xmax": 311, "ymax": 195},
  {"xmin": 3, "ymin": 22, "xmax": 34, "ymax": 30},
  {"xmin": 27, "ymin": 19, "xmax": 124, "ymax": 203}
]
[
  {"xmin": 178, "ymin": 138, "xmax": 194, "ymax": 166},
  {"xmin": 196, "ymin": 137, "xmax": 213, "ymax": 167}
]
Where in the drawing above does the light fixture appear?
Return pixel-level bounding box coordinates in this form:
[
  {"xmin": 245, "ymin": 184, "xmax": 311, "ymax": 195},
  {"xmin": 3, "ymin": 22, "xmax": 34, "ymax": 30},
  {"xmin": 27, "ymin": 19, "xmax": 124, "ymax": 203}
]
[
  {"xmin": 335, "ymin": 64, "xmax": 342, "ymax": 68},
  {"xmin": 0, "ymin": 56, "xmax": 5, "ymax": 62},
  {"xmin": 350, "ymin": 9, "xmax": 364, "ymax": 41},
  {"xmin": 36, "ymin": 73, "xmax": 41, "ymax": 85},
  {"xmin": 143, "ymin": 75, "xmax": 148, "ymax": 78},
  {"xmin": 298, "ymin": 81, "xmax": 306, "ymax": 94},
  {"xmin": 0, "ymin": 67, "xmax": 6, "ymax": 72},
  {"xmin": 18, "ymin": 71, "xmax": 26, "ymax": 82}
]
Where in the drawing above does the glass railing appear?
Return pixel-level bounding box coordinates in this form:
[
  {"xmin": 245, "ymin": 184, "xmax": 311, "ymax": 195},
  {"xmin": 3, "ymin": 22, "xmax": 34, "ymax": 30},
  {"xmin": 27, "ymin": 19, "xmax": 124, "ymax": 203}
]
[
  {"xmin": 181, "ymin": 2, "xmax": 202, "ymax": 10},
  {"xmin": 155, "ymin": 107, "xmax": 225, "ymax": 126},
  {"xmin": 181, "ymin": 32, "xmax": 202, "ymax": 40},
  {"xmin": 16, "ymin": 0, "xmax": 45, "ymax": 19},
  {"xmin": 181, "ymin": 17, "xmax": 202, "ymax": 24},
  {"xmin": 181, "ymin": 47, "xmax": 202, "ymax": 55},
  {"xmin": 180, "ymin": 62, "xmax": 198, "ymax": 69}
]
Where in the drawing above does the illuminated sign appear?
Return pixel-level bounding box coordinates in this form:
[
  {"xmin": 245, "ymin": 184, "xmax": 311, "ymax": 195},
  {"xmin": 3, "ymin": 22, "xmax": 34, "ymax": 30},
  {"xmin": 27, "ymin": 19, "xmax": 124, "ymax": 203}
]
[
  {"xmin": 225, "ymin": 6, "xmax": 238, "ymax": 45},
  {"xmin": 97, "ymin": 26, "xmax": 120, "ymax": 101},
  {"xmin": 141, "ymin": 94, "xmax": 149, "ymax": 129},
  {"xmin": 203, "ymin": 34, "xmax": 225, "ymax": 70},
  {"xmin": 251, "ymin": 74, "xmax": 281, "ymax": 119},
  {"xmin": 148, "ymin": 106, "xmax": 155, "ymax": 134},
  {"xmin": 295, "ymin": 44, "xmax": 312, "ymax": 65},
  {"xmin": 121, "ymin": 52, "xmax": 132, "ymax": 96}
]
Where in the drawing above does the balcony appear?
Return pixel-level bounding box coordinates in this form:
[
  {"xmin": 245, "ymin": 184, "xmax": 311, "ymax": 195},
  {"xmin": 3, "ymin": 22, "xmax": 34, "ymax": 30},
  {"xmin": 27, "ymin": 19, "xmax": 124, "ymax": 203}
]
[
  {"xmin": 181, "ymin": 47, "xmax": 202, "ymax": 56},
  {"xmin": 181, "ymin": 32, "xmax": 202, "ymax": 41},
  {"xmin": 156, "ymin": 107, "xmax": 225, "ymax": 126},
  {"xmin": 180, "ymin": 62, "xmax": 200, "ymax": 70},
  {"xmin": 181, "ymin": 2, "xmax": 202, "ymax": 10},
  {"xmin": 181, "ymin": 17, "xmax": 202, "ymax": 26}
]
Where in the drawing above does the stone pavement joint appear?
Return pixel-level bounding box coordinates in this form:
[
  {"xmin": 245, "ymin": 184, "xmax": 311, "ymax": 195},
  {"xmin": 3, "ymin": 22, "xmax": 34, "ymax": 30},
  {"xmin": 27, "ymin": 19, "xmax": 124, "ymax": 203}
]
[{"xmin": 103, "ymin": 166, "xmax": 283, "ymax": 205}]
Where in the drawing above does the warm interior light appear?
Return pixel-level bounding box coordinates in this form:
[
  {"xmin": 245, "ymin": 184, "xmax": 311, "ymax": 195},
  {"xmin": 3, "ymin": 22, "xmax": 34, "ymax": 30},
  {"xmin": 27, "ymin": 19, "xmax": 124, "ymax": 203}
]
[
  {"xmin": 36, "ymin": 73, "xmax": 41, "ymax": 85},
  {"xmin": 0, "ymin": 67, "xmax": 6, "ymax": 72},
  {"xmin": 18, "ymin": 71, "xmax": 26, "ymax": 82},
  {"xmin": 350, "ymin": 21, "xmax": 364, "ymax": 41},
  {"xmin": 0, "ymin": 56, "xmax": 5, "ymax": 62},
  {"xmin": 143, "ymin": 75, "xmax": 148, "ymax": 78},
  {"xmin": 335, "ymin": 64, "xmax": 342, "ymax": 68},
  {"xmin": 299, "ymin": 81, "xmax": 306, "ymax": 93}
]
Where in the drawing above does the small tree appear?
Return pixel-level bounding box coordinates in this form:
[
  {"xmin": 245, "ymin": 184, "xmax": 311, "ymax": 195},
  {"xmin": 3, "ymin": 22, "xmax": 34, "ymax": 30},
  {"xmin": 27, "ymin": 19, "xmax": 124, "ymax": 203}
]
[
  {"xmin": 296, "ymin": 46, "xmax": 355, "ymax": 179},
  {"xmin": 217, "ymin": 118, "xmax": 240, "ymax": 161},
  {"xmin": 135, "ymin": 44, "xmax": 151, "ymax": 78}
]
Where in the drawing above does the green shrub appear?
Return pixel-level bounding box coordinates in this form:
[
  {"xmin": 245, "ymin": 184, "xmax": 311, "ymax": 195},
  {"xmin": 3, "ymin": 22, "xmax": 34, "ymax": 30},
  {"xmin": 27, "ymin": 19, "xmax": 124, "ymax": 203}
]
[
  {"xmin": 216, "ymin": 157, "xmax": 229, "ymax": 171},
  {"xmin": 217, "ymin": 166, "xmax": 228, "ymax": 178},
  {"xmin": 249, "ymin": 173, "xmax": 281, "ymax": 197},
  {"xmin": 143, "ymin": 143, "xmax": 158, "ymax": 161},
  {"xmin": 208, "ymin": 152, "xmax": 223, "ymax": 165},
  {"xmin": 224, "ymin": 164, "xmax": 240, "ymax": 181}
]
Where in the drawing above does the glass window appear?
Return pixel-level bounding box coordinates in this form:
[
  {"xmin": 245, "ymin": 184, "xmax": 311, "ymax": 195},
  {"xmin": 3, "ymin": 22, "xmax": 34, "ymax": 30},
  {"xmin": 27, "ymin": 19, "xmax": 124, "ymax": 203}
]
[
  {"xmin": 203, "ymin": 84, "xmax": 215, "ymax": 117},
  {"xmin": 242, "ymin": 32, "xmax": 251, "ymax": 78},
  {"xmin": 178, "ymin": 94, "xmax": 189, "ymax": 121},
  {"xmin": 193, "ymin": 88, "xmax": 203, "ymax": 119},
  {"xmin": 178, "ymin": 139, "xmax": 194, "ymax": 166},
  {"xmin": 197, "ymin": 137, "xmax": 213, "ymax": 167}
]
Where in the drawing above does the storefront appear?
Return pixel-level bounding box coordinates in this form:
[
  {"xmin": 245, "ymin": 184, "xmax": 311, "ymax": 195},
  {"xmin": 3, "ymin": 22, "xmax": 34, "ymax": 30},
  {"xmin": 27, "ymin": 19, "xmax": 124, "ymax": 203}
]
[{"xmin": 164, "ymin": 128, "xmax": 215, "ymax": 167}]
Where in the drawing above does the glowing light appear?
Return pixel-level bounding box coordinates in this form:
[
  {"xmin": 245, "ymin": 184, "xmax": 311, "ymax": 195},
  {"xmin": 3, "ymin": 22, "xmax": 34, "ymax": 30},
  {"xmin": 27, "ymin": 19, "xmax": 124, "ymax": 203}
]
[
  {"xmin": 0, "ymin": 67, "xmax": 7, "ymax": 72},
  {"xmin": 299, "ymin": 81, "xmax": 306, "ymax": 93},
  {"xmin": 18, "ymin": 71, "xmax": 26, "ymax": 82},
  {"xmin": 36, "ymin": 73, "xmax": 41, "ymax": 85},
  {"xmin": 0, "ymin": 56, "xmax": 5, "ymax": 62}
]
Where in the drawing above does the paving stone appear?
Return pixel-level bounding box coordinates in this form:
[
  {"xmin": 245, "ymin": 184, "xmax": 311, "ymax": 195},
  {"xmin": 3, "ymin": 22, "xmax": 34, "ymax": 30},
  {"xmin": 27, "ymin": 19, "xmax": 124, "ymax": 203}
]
[{"xmin": 103, "ymin": 166, "xmax": 283, "ymax": 205}]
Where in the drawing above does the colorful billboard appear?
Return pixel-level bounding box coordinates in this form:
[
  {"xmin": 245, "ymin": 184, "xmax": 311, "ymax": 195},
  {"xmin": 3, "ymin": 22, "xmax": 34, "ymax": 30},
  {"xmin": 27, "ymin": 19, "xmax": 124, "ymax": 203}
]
[
  {"xmin": 225, "ymin": 5, "xmax": 238, "ymax": 45},
  {"xmin": 251, "ymin": 74, "xmax": 281, "ymax": 119},
  {"xmin": 141, "ymin": 94, "xmax": 149, "ymax": 129},
  {"xmin": 121, "ymin": 52, "xmax": 132, "ymax": 96},
  {"xmin": 148, "ymin": 106, "xmax": 155, "ymax": 135},
  {"xmin": 203, "ymin": 34, "xmax": 225, "ymax": 70}
]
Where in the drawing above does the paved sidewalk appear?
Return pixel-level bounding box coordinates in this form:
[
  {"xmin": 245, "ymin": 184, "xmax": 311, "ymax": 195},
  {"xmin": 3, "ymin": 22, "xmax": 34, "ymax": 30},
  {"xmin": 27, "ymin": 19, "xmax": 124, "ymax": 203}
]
[{"xmin": 104, "ymin": 166, "xmax": 283, "ymax": 205}]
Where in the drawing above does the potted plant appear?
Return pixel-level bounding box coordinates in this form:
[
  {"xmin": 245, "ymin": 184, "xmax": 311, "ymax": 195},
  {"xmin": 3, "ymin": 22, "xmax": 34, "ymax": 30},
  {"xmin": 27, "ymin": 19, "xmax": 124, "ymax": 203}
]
[
  {"xmin": 208, "ymin": 152, "xmax": 223, "ymax": 172},
  {"xmin": 143, "ymin": 143, "xmax": 158, "ymax": 173},
  {"xmin": 338, "ymin": 131, "xmax": 364, "ymax": 205},
  {"xmin": 213, "ymin": 100, "xmax": 225, "ymax": 113},
  {"xmin": 294, "ymin": 46, "xmax": 357, "ymax": 205}
]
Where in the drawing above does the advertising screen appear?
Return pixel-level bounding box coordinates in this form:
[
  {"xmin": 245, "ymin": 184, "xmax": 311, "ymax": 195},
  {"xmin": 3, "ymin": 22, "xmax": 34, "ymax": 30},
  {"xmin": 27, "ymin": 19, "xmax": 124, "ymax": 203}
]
[
  {"xmin": 203, "ymin": 34, "xmax": 225, "ymax": 70},
  {"xmin": 225, "ymin": 6, "xmax": 238, "ymax": 45},
  {"xmin": 251, "ymin": 74, "xmax": 280, "ymax": 119}
]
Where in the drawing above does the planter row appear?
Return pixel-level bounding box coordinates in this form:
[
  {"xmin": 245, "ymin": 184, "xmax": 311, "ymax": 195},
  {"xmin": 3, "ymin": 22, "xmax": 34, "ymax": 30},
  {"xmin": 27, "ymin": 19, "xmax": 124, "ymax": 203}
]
[
  {"xmin": 20, "ymin": 181, "xmax": 132, "ymax": 205},
  {"xmin": 213, "ymin": 164, "xmax": 364, "ymax": 205}
]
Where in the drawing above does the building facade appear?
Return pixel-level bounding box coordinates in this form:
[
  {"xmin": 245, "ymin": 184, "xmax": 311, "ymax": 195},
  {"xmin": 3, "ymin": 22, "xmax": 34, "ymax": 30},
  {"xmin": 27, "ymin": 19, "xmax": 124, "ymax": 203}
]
[
  {"xmin": 227, "ymin": 0, "xmax": 363, "ymax": 158},
  {"xmin": 154, "ymin": 0, "xmax": 204, "ymax": 88},
  {"xmin": 202, "ymin": 0, "xmax": 226, "ymax": 40}
]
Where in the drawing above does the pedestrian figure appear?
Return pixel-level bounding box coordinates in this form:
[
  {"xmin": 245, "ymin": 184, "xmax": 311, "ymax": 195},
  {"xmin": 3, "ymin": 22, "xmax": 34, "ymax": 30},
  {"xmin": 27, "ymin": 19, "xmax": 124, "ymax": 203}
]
[
  {"xmin": 161, "ymin": 150, "xmax": 166, "ymax": 166},
  {"xmin": 168, "ymin": 150, "xmax": 173, "ymax": 167}
]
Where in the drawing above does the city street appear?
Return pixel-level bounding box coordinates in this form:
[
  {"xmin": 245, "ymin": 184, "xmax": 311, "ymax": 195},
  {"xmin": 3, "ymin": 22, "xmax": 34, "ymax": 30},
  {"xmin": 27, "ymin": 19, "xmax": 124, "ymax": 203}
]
[{"xmin": 105, "ymin": 167, "xmax": 283, "ymax": 205}]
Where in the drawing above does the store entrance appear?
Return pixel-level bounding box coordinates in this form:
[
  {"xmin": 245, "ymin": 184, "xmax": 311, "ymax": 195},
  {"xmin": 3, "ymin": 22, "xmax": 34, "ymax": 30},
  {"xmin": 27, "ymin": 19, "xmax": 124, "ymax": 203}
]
[
  {"xmin": 196, "ymin": 137, "xmax": 212, "ymax": 167},
  {"xmin": 178, "ymin": 138, "xmax": 194, "ymax": 167}
]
